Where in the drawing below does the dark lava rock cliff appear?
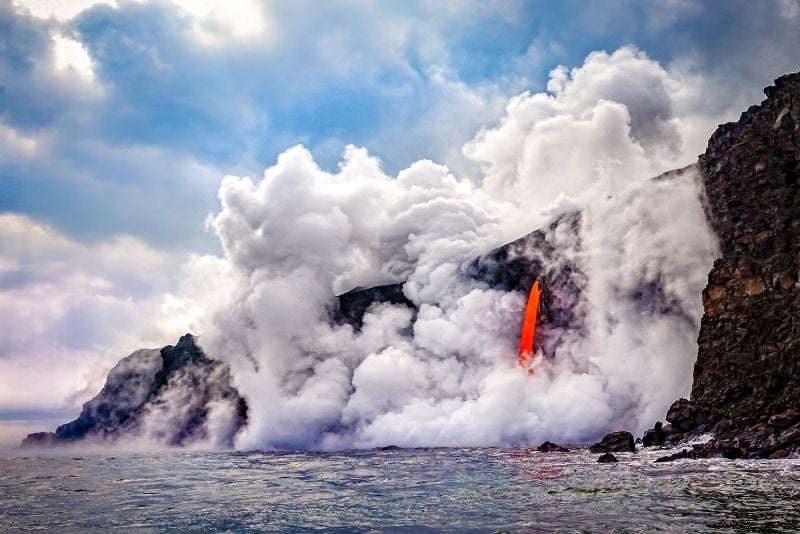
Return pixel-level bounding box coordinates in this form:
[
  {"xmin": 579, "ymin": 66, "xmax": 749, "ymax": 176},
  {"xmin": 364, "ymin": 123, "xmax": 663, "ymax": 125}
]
[
  {"xmin": 23, "ymin": 334, "xmax": 247, "ymax": 448},
  {"xmin": 648, "ymin": 72, "xmax": 800, "ymax": 458},
  {"xmin": 694, "ymin": 73, "xmax": 800, "ymax": 428}
]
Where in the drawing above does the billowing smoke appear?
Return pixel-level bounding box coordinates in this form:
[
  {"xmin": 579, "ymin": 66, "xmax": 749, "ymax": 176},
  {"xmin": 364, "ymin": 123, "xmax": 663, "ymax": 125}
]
[{"xmin": 179, "ymin": 46, "xmax": 719, "ymax": 450}]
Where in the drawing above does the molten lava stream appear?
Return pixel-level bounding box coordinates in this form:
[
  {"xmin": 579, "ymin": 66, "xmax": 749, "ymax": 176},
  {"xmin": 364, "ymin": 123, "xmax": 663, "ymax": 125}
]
[{"xmin": 518, "ymin": 280, "xmax": 541, "ymax": 370}]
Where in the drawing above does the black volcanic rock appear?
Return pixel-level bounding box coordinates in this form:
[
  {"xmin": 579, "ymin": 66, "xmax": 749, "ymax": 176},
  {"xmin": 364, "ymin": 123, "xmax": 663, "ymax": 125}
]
[
  {"xmin": 691, "ymin": 72, "xmax": 800, "ymax": 436},
  {"xmin": 655, "ymin": 441, "xmax": 747, "ymax": 463},
  {"xmin": 642, "ymin": 421, "xmax": 668, "ymax": 447},
  {"xmin": 23, "ymin": 334, "xmax": 246, "ymax": 448},
  {"xmin": 597, "ymin": 452, "xmax": 618, "ymax": 463},
  {"xmin": 665, "ymin": 399, "xmax": 698, "ymax": 433},
  {"xmin": 538, "ymin": 441, "xmax": 570, "ymax": 453},
  {"xmin": 656, "ymin": 71, "xmax": 800, "ymax": 459},
  {"xmin": 330, "ymin": 283, "xmax": 415, "ymax": 331},
  {"xmin": 590, "ymin": 431, "xmax": 636, "ymax": 453},
  {"xmin": 655, "ymin": 449, "xmax": 691, "ymax": 463}
]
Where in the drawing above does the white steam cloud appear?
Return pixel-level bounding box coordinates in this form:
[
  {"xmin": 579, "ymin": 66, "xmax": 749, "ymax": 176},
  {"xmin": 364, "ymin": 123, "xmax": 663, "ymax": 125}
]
[
  {"xmin": 171, "ymin": 46, "xmax": 720, "ymax": 450},
  {"xmin": 1, "ymin": 46, "xmax": 717, "ymax": 450}
]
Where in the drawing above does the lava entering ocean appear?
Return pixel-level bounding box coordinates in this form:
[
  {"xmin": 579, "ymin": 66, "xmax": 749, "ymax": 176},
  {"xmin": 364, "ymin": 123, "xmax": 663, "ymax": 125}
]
[{"xmin": 518, "ymin": 280, "xmax": 541, "ymax": 369}]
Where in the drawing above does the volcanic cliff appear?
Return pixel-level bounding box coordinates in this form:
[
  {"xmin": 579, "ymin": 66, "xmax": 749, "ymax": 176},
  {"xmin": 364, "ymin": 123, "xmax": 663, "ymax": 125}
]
[{"xmin": 647, "ymin": 71, "xmax": 800, "ymax": 459}]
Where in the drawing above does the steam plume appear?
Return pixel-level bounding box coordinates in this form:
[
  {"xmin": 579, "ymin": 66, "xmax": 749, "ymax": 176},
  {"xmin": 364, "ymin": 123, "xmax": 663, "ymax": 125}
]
[{"xmin": 174, "ymin": 46, "xmax": 720, "ymax": 450}]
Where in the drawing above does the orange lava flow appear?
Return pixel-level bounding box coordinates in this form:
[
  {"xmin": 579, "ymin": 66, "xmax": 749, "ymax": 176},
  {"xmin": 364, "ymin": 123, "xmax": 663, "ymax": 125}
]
[{"xmin": 518, "ymin": 280, "xmax": 541, "ymax": 369}]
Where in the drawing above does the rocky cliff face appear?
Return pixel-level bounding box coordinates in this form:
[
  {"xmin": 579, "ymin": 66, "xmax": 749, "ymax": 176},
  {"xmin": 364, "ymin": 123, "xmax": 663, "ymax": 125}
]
[
  {"xmin": 648, "ymin": 72, "xmax": 800, "ymax": 459},
  {"xmin": 23, "ymin": 334, "xmax": 248, "ymax": 448},
  {"xmin": 693, "ymin": 72, "xmax": 800, "ymax": 432}
]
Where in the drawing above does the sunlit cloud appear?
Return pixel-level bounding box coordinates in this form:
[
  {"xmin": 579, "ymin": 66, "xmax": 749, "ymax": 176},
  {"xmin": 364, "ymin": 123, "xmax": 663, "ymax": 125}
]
[
  {"xmin": 174, "ymin": 0, "xmax": 270, "ymax": 46},
  {"xmin": 52, "ymin": 33, "xmax": 96, "ymax": 81},
  {"xmin": 12, "ymin": 0, "xmax": 116, "ymax": 20},
  {"xmin": 14, "ymin": 0, "xmax": 271, "ymax": 45}
]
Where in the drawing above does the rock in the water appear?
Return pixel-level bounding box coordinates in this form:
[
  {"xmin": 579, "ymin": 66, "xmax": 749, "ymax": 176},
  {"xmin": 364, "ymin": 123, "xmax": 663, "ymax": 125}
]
[
  {"xmin": 664, "ymin": 432, "xmax": 686, "ymax": 445},
  {"xmin": 769, "ymin": 449, "xmax": 790, "ymax": 460},
  {"xmin": 665, "ymin": 399, "xmax": 697, "ymax": 433},
  {"xmin": 538, "ymin": 441, "xmax": 570, "ymax": 453},
  {"xmin": 655, "ymin": 441, "xmax": 746, "ymax": 463},
  {"xmin": 22, "ymin": 334, "xmax": 247, "ymax": 448},
  {"xmin": 589, "ymin": 431, "xmax": 636, "ymax": 453},
  {"xmin": 642, "ymin": 421, "xmax": 668, "ymax": 447},
  {"xmin": 597, "ymin": 453, "xmax": 618, "ymax": 463},
  {"xmin": 655, "ymin": 449, "xmax": 691, "ymax": 463}
]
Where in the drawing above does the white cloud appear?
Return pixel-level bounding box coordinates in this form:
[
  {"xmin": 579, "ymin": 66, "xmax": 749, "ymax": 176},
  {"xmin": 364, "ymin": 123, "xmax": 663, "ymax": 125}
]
[
  {"xmin": 12, "ymin": 0, "xmax": 115, "ymax": 20},
  {"xmin": 779, "ymin": 0, "xmax": 800, "ymax": 18},
  {"xmin": 14, "ymin": 0, "xmax": 271, "ymax": 45},
  {"xmin": 0, "ymin": 214, "xmax": 209, "ymax": 417},
  {"xmin": 0, "ymin": 123, "xmax": 38, "ymax": 157},
  {"xmin": 174, "ymin": 0, "xmax": 271, "ymax": 46},
  {"xmin": 52, "ymin": 33, "xmax": 96, "ymax": 81}
]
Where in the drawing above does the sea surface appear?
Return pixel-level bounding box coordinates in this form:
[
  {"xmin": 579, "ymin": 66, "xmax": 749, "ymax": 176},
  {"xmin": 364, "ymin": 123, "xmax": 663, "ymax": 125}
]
[{"xmin": 2, "ymin": 446, "xmax": 800, "ymax": 532}]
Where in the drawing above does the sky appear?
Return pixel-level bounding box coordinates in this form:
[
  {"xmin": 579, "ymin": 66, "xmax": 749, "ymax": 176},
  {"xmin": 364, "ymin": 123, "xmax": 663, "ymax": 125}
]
[{"xmin": 1, "ymin": 0, "xmax": 800, "ymax": 444}]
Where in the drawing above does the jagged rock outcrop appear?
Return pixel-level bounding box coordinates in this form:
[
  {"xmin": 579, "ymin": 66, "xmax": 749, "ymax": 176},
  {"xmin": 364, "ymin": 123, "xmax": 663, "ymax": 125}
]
[
  {"xmin": 23, "ymin": 334, "xmax": 247, "ymax": 448},
  {"xmin": 665, "ymin": 398, "xmax": 699, "ymax": 432},
  {"xmin": 651, "ymin": 71, "xmax": 800, "ymax": 458},
  {"xmin": 642, "ymin": 421, "xmax": 668, "ymax": 447}
]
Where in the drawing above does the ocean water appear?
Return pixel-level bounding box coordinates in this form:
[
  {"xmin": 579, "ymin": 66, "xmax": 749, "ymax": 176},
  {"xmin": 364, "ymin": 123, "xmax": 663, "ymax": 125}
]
[{"xmin": 2, "ymin": 446, "xmax": 800, "ymax": 532}]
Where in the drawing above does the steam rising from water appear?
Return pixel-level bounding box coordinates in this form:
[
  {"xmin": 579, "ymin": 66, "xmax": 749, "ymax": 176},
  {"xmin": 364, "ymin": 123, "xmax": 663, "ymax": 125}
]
[{"xmin": 184, "ymin": 47, "xmax": 719, "ymax": 449}]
